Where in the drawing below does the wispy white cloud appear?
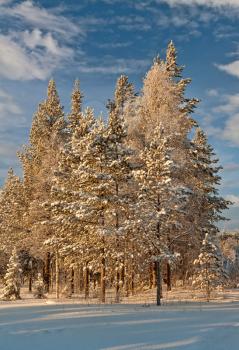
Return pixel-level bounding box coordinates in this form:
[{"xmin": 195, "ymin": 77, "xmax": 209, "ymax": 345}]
[
  {"xmin": 223, "ymin": 113, "xmax": 239, "ymax": 146},
  {"xmin": 214, "ymin": 93, "xmax": 239, "ymax": 113},
  {"xmin": 0, "ymin": 1, "xmax": 82, "ymax": 38},
  {"xmin": 0, "ymin": 142, "xmax": 19, "ymax": 159},
  {"xmin": 0, "ymin": 0, "xmax": 13, "ymax": 4},
  {"xmin": 96, "ymin": 41, "xmax": 132, "ymax": 49},
  {"xmin": 0, "ymin": 33, "xmax": 73, "ymax": 80},
  {"xmin": 160, "ymin": 0, "xmax": 239, "ymax": 7},
  {"xmin": 217, "ymin": 60, "xmax": 239, "ymax": 78},
  {"xmin": 0, "ymin": 89, "xmax": 22, "ymax": 115},
  {"xmin": 210, "ymin": 93, "xmax": 239, "ymax": 146},
  {"xmin": 18, "ymin": 29, "xmax": 68, "ymax": 55},
  {"xmin": 78, "ymin": 58, "xmax": 150, "ymax": 75},
  {"xmin": 223, "ymin": 162, "xmax": 239, "ymax": 172},
  {"xmin": 0, "ymin": 139, "xmax": 22, "ymax": 185},
  {"xmin": 207, "ymin": 89, "xmax": 219, "ymax": 97},
  {"xmin": 0, "ymin": 1, "xmax": 82, "ymax": 80},
  {"xmin": 0, "ymin": 89, "xmax": 26, "ymax": 128}
]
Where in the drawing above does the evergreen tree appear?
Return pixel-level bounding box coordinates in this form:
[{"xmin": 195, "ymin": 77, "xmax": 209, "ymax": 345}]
[
  {"xmin": 125, "ymin": 45, "xmax": 199, "ymax": 281},
  {"xmin": 49, "ymin": 78, "xmax": 135, "ymax": 302},
  {"xmin": 70, "ymin": 118, "xmax": 110, "ymax": 301},
  {"xmin": 33, "ymin": 273, "xmax": 45, "ymax": 299},
  {"xmin": 0, "ymin": 43, "xmax": 231, "ymax": 304},
  {"xmin": 45, "ymin": 107, "xmax": 96, "ymax": 297},
  {"xmin": 166, "ymin": 40, "xmax": 183, "ymax": 78},
  {"xmin": 45, "ymin": 92, "xmax": 98, "ymax": 298},
  {"xmin": 134, "ymin": 127, "xmax": 184, "ymax": 305},
  {"xmin": 1, "ymin": 248, "xmax": 22, "ymax": 300},
  {"xmin": 18, "ymin": 79, "xmax": 66, "ymax": 291},
  {"xmin": 133, "ymin": 44, "xmax": 198, "ymax": 150},
  {"xmin": 0, "ymin": 169, "xmax": 27, "ymax": 253},
  {"xmin": 113, "ymin": 75, "xmax": 134, "ymax": 114},
  {"xmin": 105, "ymin": 105, "xmax": 134, "ymax": 302},
  {"xmin": 193, "ymin": 233, "xmax": 228, "ymax": 301},
  {"xmin": 189, "ymin": 128, "xmax": 230, "ymax": 245}
]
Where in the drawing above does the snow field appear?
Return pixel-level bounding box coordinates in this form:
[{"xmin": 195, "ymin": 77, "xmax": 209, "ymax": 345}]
[{"xmin": 0, "ymin": 301, "xmax": 239, "ymax": 350}]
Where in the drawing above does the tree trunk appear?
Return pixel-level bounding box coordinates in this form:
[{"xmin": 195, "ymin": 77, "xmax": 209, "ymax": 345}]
[
  {"xmin": 156, "ymin": 260, "xmax": 161, "ymax": 306},
  {"xmin": 29, "ymin": 275, "xmax": 32, "ymax": 292},
  {"xmin": 55, "ymin": 251, "xmax": 60, "ymax": 299},
  {"xmin": 206, "ymin": 280, "xmax": 210, "ymax": 302},
  {"xmin": 44, "ymin": 252, "xmax": 51, "ymax": 293},
  {"xmin": 71, "ymin": 268, "xmax": 74, "ymax": 295},
  {"xmin": 121, "ymin": 264, "xmax": 125, "ymax": 286},
  {"xmin": 124, "ymin": 263, "xmax": 130, "ymax": 297},
  {"xmin": 84, "ymin": 263, "xmax": 90, "ymax": 299},
  {"xmin": 50, "ymin": 262, "xmax": 54, "ymax": 293},
  {"xmin": 131, "ymin": 270, "xmax": 135, "ymax": 295},
  {"xmin": 100, "ymin": 257, "xmax": 106, "ymax": 303},
  {"xmin": 79, "ymin": 265, "xmax": 84, "ymax": 292},
  {"xmin": 115, "ymin": 270, "xmax": 120, "ymax": 303},
  {"xmin": 167, "ymin": 262, "xmax": 172, "ymax": 291}
]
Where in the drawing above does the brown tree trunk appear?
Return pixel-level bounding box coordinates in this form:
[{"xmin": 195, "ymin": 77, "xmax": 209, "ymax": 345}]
[
  {"xmin": 84, "ymin": 263, "xmax": 90, "ymax": 299},
  {"xmin": 79, "ymin": 265, "xmax": 84, "ymax": 292},
  {"xmin": 115, "ymin": 270, "xmax": 120, "ymax": 303},
  {"xmin": 125, "ymin": 263, "xmax": 130, "ymax": 297},
  {"xmin": 121, "ymin": 264, "xmax": 125, "ymax": 286},
  {"xmin": 156, "ymin": 260, "xmax": 161, "ymax": 306},
  {"xmin": 131, "ymin": 270, "xmax": 135, "ymax": 295},
  {"xmin": 71, "ymin": 268, "xmax": 74, "ymax": 295},
  {"xmin": 100, "ymin": 256, "xmax": 106, "ymax": 303},
  {"xmin": 55, "ymin": 251, "xmax": 60, "ymax": 299},
  {"xmin": 29, "ymin": 276, "xmax": 32, "ymax": 292},
  {"xmin": 44, "ymin": 252, "xmax": 51, "ymax": 293},
  {"xmin": 167, "ymin": 262, "xmax": 172, "ymax": 291},
  {"xmin": 50, "ymin": 262, "xmax": 54, "ymax": 293}
]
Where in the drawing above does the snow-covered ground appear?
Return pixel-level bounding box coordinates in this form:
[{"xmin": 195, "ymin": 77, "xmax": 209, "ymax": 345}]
[{"xmin": 0, "ymin": 300, "xmax": 239, "ymax": 350}]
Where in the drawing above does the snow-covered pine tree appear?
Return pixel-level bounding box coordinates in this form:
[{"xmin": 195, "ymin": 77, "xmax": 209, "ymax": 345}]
[
  {"xmin": 131, "ymin": 42, "xmax": 198, "ymax": 150},
  {"xmin": 113, "ymin": 75, "xmax": 134, "ymax": 114},
  {"xmin": 46, "ymin": 98, "xmax": 96, "ymax": 299},
  {"xmin": 18, "ymin": 79, "xmax": 66, "ymax": 292},
  {"xmin": 69, "ymin": 80, "xmax": 83, "ymax": 125},
  {"xmin": 33, "ymin": 273, "xmax": 45, "ymax": 299},
  {"xmin": 56, "ymin": 77, "xmax": 135, "ymax": 303},
  {"xmin": 1, "ymin": 247, "xmax": 22, "ymax": 300},
  {"xmin": 68, "ymin": 116, "xmax": 111, "ymax": 302},
  {"xmin": 105, "ymin": 99, "xmax": 135, "ymax": 302},
  {"xmin": 125, "ymin": 44, "xmax": 199, "ymax": 284},
  {"xmin": 107, "ymin": 77, "xmax": 143, "ymax": 299},
  {"xmin": 43, "ymin": 81, "xmax": 85, "ymax": 297},
  {"xmin": 189, "ymin": 128, "xmax": 231, "ymax": 248},
  {"xmin": 0, "ymin": 169, "xmax": 27, "ymax": 254},
  {"xmin": 134, "ymin": 126, "xmax": 184, "ymax": 305},
  {"xmin": 193, "ymin": 232, "xmax": 228, "ymax": 301}
]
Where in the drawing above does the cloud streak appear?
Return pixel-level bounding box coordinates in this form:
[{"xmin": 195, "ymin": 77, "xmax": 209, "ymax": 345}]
[
  {"xmin": 217, "ymin": 60, "xmax": 239, "ymax": 78},
  {"xmin": 209, "ymin": 93, "xmax": 239, "ymax": 147},
  {"xmin": 0, "ymin": 1, "xmax": 82, "ymax": 38},
  {"xmin": 0, "ymin": 1, "xmax": 82, "ymax": 80},
  {"xmin": 0, "ymin": 33, "xmax": 74, "ymax": 80},
  {"xmin": 160, "ymin": 0, "xmax": 239, "ymax": 7},
  {"xmin": 0, "ymin": 89, "xmax": 26, "ymax": 128},
  {"xmin": 78, "ymin": 58, "xmax": 150, "ymax": 75}
]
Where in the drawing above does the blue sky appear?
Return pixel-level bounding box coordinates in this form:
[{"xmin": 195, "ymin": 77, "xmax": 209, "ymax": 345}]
[{"xmin": 0, "ymin": 0, "xmax": 239, "ymax": 230}]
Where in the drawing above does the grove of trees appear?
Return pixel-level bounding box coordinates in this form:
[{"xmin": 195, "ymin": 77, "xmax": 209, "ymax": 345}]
[{"xmin": 0, "ymin": 42, "xmax": 233, "ymax": 304}]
